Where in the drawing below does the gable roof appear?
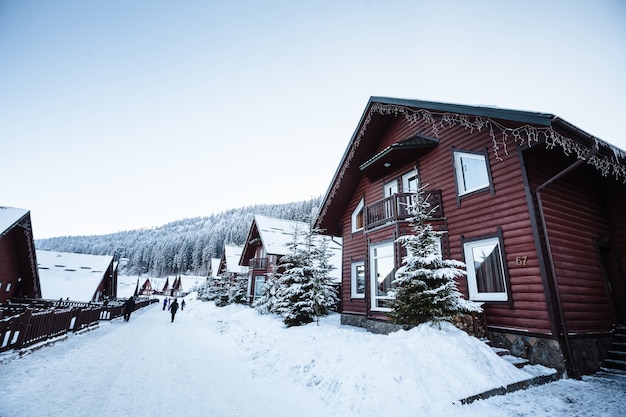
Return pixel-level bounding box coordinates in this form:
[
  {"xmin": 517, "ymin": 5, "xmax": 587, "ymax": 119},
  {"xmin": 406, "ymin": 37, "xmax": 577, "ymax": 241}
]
[
  {"xmin": 315, "ymin": 96, "xmax": 626, "ymax": 235},
  {"xmin": 253, "ymin": 215, "xmax": 309, "ymax": 256},
  {"xmin": 222, "ymin": 244, "xmax": 249, "ymax": 275},
  {"xmin": 36, "ymin": 249, "xmax": 113, "ymax": 302},
  {"xmin": 0, "ymin": 206, "xmax": 29, "ymax": 236}
]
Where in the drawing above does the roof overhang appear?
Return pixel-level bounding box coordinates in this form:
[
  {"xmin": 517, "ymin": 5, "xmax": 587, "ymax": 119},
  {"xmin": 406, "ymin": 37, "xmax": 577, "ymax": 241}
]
[{"xmin": 359, "ymin": 133, "xmax": 438, "ymax": 180}]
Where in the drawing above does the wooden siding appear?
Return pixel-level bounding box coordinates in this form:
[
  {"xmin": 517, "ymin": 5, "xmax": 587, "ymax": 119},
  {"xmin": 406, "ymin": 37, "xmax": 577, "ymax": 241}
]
[
  {"xmin": 338, "ymin": 114, "xmax": 554, "ymax": 334},
  {"xmin": 0, "ymin": 230, "xmax": 19, "ymax": 303},
  {"xmin": 525, "ymin": 146, "xmax": 616, "ymax": 333}
]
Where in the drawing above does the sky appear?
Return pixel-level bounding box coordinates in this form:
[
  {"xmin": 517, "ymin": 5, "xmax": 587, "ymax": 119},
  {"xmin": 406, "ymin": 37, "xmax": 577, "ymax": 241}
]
[
  {"xmin": 1, "ymin": 0, "xmax": 625, "ymax": 239},
  {"xmin": 2, "ymin": 294, "xmax": 625, "ymax": 416}
]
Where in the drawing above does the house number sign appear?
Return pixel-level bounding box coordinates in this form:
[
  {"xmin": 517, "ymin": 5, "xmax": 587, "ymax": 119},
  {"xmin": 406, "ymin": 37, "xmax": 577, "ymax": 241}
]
[{"xmin": 515, "ymin": 256, "xmax": 528, "ymax": 266}]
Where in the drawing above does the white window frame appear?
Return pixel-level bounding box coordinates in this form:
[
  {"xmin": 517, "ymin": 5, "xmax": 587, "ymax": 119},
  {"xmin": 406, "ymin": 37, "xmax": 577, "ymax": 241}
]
[
  {"xmin": 401, "ymin": 169, "xmax": 419, "ymax": 193},
  {"xmin": 384, "ymin": 180, "xmax": 398, "ymax": 197},
  {"xmin": 370, "ymin": 241, "xmax": 396, "ymax": 312},
  {"xmin": 351, "ymin": 261, "xmax": 365, "ymax": 298},
  {"xmin": 464, "ymin": 237, "xmax": 508, "ymax": 301},
  {"xmin": 454, "ymin": 151, "xmax": 490, "ymax": 196},
  {"xmin": 351, "ymin": 198, "xmax": 364, "ymax": 233},
  {"xmin": 253, "ymin": 275, "xmax": 266, "ymax": 300}
]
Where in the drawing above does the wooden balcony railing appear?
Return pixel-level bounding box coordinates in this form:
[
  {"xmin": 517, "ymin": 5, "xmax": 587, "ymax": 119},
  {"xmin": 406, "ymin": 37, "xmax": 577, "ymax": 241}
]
[
  {"xmin": 364, "ymin": 190, "xmax": 443, "ymax": 230},
  {"xmin": 249, "ymin": 257, "xmax": 268, "ymax": 270}
]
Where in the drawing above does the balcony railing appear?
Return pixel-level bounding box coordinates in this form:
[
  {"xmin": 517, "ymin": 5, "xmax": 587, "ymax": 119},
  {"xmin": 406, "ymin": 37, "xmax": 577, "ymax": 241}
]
[
  {"xmin": 364, "ymin": 190, "xmax": 443, "ymax": 230},
  {"xmin": 249, "ymin": 257, "xmax": 268, "ymax": 270}
]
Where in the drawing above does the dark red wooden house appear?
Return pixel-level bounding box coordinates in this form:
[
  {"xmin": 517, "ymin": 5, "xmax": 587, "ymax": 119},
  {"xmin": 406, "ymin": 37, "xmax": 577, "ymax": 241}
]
[
  {"xmin": 315, "ymin": 97, "xmax": 626, "ymax": 377},
  {"xmin": 0, "ymin": 207, "xmax": 41, "ymax": 303}
]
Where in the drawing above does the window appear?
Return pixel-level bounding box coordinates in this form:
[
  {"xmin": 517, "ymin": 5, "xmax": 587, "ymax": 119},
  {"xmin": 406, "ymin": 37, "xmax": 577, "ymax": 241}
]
[
  {"xmin": 351, "ymin": 199, "xmax": 364, "ymax": 232},
  {"xmin": 464, "ymin": 237, "xmax": 508, "ymax": 301},
  {"xmin": 402, "ymin": 170, "xmax": 419, "ymax": 193},
  {"xmin": 384, "ymin": 180, "xmax": 398, "ymax": 197},
  {"xmin": 454, "ymin": 151, "xmax": 490, "ymax": 196},
  {"xmin": 5, "ymin": 282, "xmax": 11, "ymax": 292},
  {"xmin": 370, "ymin": 241, "xmax": 396, "ymax": 311},
  {"xmin": 253, "ymin": 276, "xmax": 265, "ymax": 300},
  {"xmin": 351, "ymin": 261, "xmax": 365, "ymax": 298}
]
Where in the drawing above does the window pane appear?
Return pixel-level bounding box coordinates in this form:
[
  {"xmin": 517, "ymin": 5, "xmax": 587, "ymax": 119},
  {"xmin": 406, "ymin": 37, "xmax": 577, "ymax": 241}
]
[
  {"xmin": 254, "ymin": 276, "xmax": 265, "ymax": 298},
  {"xmin": 355, "ymin": 264, "xmax": 365, "ymax": 294},
  {"xmin": 371, "ymin": 243, "xmax": 395, "ymax": 309},
  {"xmin": 461, "ymin": 155, "xmax": 489, "ymax": 192},
  {"xmin": 472, "ymin": 242, "xmax": 505, "ymax": 293}
]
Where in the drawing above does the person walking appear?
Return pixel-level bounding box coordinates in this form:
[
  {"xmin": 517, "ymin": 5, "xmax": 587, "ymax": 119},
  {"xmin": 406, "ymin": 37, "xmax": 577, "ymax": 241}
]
[
  {"xmin": 181, "ymin": 299, "xmax": 186, "ymax": 311},
  {"xmin": 123, "ymin": 296, "xmax": 135, "ymax": 322},
  {"xmin": 162, "ymin": 297, "xmax": 168, "ymax": 311},
  {"xmin": 170, "ymin": 298, "xmax": 179, "ymax": 323}
]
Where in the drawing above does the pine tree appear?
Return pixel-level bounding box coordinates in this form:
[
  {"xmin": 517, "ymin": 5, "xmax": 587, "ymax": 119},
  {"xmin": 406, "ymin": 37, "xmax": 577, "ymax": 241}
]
[
  {"xmin": 254, "ymin": 272, "xmax": 280, "ymax": 314},
  {"xmin": 388, "ymin": 187, "xmax": 481, "ymax": 328},
  {"xmin": 227, "ymin": 276, "xmax": 249, "ymax": 305},
  {"xmin": 273, "ymin": 224, "xmax": 338, "ymax": 327}
]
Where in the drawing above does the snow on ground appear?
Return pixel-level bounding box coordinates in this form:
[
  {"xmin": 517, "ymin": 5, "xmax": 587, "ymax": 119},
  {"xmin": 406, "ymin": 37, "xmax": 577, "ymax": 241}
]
[{"xmin": 1, "ymin": 294, "xmax": 625, "ymax": 417}]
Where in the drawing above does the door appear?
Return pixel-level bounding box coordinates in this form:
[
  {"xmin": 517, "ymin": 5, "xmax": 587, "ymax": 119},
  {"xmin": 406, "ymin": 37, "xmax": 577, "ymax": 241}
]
[{"xmin": 598, "ymin": 243, "xmax": 626, "ymax": 324}]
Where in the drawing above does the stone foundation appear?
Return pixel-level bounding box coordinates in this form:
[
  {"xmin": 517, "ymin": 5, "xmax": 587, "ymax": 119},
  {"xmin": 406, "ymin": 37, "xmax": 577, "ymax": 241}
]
[{"xmin": 341, "ymin": 313, "xmax": 402, "ymax": 334}]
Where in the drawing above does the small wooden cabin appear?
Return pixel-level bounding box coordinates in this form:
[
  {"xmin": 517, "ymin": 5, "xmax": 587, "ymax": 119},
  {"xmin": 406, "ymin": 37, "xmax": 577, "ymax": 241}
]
[
  {"xmin": 0, "ymin": 207, "xmax": 41, "ymax": 303},
  {"xmin": 315, "ymin": 97, "xmax": 626, "ymax": 377},
  {"xmin": 240, "ymin": 215, "xmax": 310, "ymax": 304}
]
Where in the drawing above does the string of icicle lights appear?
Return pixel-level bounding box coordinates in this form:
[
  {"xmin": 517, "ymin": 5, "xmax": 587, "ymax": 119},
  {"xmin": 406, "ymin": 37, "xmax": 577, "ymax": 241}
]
[{"xmin": 319, "ymin": 103, "xmax": 626, "ymax": 223}]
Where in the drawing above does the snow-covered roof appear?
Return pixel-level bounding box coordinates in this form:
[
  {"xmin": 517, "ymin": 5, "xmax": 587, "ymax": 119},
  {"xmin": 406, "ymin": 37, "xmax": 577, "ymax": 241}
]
[
  {"xmin": 224, "ymin": 244, "xmax": 249, "ymax": 274},
  {"xmin": 255, "ymin": 215, "xmax": 309, "ymax": 256},
  {"xmin": 0, "ymin": 206, "xmax": 29, "ymax": 235},
  {"xmin": 117, "ymin": 275, "xmax": 138, "ymax": 299},
  {"xmin": 209, "ymin": 258, "xmax": 221, "ymax": 277},
  {"xmin": 36, "ymin": 249, "xmax": 113, "ymax": 302}
]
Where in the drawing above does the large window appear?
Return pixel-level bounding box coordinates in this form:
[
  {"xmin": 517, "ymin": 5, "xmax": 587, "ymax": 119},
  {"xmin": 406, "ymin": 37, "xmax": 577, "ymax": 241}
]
[
  {"xmin": 253, "ymin": 276, "xmax": 265, "ymax": 300},
  {"xmin": 370, "ymin": 241, "xmax": 396, "ymax": 311},
  {"xmin": 351, "ymin": 198, "xmax": 364, "ymax": 232},
  {"xmin": 351, "ymin": 261, "xmax": 365, "ymax": 298},
  {"xmin": 464, "ymin": 237, "xmax": 508, "ymax": 301},
  {"xmin": 454, "ymin": 151, "xmax": 490, "ymax": 196}
]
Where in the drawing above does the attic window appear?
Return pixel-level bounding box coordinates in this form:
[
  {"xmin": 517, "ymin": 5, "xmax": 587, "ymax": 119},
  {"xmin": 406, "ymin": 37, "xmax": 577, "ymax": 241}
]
[
  {"xmin": 453, "ymin": 150, "xmax": 491, "ymax": 196},
  {"xmin": 351, "ymin": 199, "xmax": 364, "ymax": 233}
]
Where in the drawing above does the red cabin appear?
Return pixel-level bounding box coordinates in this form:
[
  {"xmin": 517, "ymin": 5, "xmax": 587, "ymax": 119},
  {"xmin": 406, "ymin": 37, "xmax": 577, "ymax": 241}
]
[
  {"xmin": 0, "ymin": 207, "xmax": 41, "ymax": 303},
  {"xmin": 315, "ymin": 97, "xmax": 626, "ymax": 376}
]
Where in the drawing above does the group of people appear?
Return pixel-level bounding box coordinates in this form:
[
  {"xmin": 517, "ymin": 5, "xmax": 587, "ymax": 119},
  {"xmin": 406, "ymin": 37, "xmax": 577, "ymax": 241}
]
[
  {"xmin": 162, "ymin": 297, "xmax": 185, "ymax": 322},
  {"xmin": 121, "ymin": 296, "xmax": 186, "ymax": 323}
]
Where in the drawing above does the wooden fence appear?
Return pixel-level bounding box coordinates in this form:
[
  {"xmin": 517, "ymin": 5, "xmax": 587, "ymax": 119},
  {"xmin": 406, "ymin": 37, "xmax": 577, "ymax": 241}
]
[{"xmin": 0, "ymin": 297, "xmax": 158, "ymax": 353}]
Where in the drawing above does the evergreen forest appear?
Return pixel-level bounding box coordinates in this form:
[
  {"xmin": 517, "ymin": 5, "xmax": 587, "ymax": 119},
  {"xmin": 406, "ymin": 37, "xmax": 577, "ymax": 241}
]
[{"xmin": 35, "ymin": 197, "xmax": 322, "ymax": 277}]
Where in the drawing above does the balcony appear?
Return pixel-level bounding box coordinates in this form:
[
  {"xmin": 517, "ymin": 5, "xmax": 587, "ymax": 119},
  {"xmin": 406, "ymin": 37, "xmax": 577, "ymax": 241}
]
[
  {"xmin": 249, "ymin": 257, "xmax": 268, "ymax": 271},
  {"xmin": 364, "ymin": 190, "xmax": 443, "ymax": 230}
]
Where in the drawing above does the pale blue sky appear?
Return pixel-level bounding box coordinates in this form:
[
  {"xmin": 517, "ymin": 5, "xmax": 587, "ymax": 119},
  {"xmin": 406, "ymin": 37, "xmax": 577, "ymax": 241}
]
[{"xmin": 1, "ymin": 0, "xmax": 625, "ymax": 238}]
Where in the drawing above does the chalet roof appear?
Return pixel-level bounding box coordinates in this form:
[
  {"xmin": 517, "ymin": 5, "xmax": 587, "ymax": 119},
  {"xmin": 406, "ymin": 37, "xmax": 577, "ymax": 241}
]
[
  {"xmin": 0, "ymin": 206, "xmax": 29, "ymax": 236},
  {"xmin": 209, "ymin": 258, "xmax": 221, "ymax": 278},
  {"xmin": 36, "ymin": 249, "xmax": 113, "ymax": 302},
  {"xmin": 254, "ymin": 215, "xmax": 309, "ymax": 256},
  {"xmin": 224, "ymin": 244, "xmax": 249, "ymax": 274},
  {"xmin": 315, "ymin": 96, "xmax": 626, "ymax": 235}
]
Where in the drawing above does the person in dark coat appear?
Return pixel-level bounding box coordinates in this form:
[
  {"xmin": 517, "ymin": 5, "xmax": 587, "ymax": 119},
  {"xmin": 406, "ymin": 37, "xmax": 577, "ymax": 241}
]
[
  {"xmin": 163, "ymin": 297, "xmax": 168, "ymax": 310},
  {"xmin": 181, "ymin": 299, "xmax": 186, "ymax": 310},
  {"xmin": 123, "ymin": 296, "xmax": 136, "ymax": 322},
  {"xmin": 170, "ymin": 298, "xmax": 179, "ymax": 323}
]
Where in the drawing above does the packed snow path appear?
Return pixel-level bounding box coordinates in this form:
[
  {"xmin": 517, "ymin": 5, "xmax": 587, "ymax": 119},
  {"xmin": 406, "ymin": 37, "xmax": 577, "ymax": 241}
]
[
  {"xmin": 0, "ymin": 302, "xmax": 335, "ymax": 417},
  {"xmin": 2, "ymin": 297, "xmax": 625, "ymax": 417}
]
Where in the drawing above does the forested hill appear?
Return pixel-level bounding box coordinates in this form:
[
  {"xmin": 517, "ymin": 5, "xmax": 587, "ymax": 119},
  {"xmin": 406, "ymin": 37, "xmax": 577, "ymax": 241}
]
[{"xmin": 35, "ymin": 197, "xmax": 322, "ymax": 277}]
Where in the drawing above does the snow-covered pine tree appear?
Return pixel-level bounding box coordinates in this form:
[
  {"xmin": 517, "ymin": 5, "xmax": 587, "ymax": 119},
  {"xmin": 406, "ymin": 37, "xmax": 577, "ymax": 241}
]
[
  {"xmin": 227, "ymin": 276, "xmax": 249, "ymax": 305},
  {"xmin": 388, "ymin": 187, "xmax": 482, "ymax": 328},
  {"xmin": 274, "ymin": 224, "xmax": 315, "ymax": 327},
  {"xmin": 254, "ymin": 272, "xmax": 280, "ymax": 314},
  {"xmin": 274, "ymin": 224, "xmax": 339, "ymax": 327},
  {"xmin": 309, "ymin": 230, "xmax": 339, "ymax": 322}
]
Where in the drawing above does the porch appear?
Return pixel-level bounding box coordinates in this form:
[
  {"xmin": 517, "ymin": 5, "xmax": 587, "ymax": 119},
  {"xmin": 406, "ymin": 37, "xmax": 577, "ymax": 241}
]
[{"xmin": 364, "ymin": 190, "xmax": 443, "ymax": 230}]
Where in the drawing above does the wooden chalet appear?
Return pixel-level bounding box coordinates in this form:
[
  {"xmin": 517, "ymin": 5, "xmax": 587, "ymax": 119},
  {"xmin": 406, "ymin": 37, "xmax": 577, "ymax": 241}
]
[
  {"xmin": 37, "ymin": 249, "xmax": 118, "ymax": 302},
  {"xmin": 240, "ymin": 215, "xmax": 342, "ymax": 304},
  {"xmin": 0, "ymin": 207, "xmax": 41, "ymax": 303},
  {"xmin": 314, "ymin": 97, "xmax": 626, "ymax": 377},
  {"xmin": 217, "ymin": 244, "xmax": 249, "ymax": 280},
  {"xmin": 240, "ymin": 215, "xmax": 309, "ymax": 304}
]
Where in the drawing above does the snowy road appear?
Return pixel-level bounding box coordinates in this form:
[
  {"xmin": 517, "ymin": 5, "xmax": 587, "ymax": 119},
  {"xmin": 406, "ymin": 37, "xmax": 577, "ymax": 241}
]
[
  {"xmin": 0, "ymin": 302, "xmax": 335, "ymax": 417},
  {"xmin": 2, "ymin": 298, "xmax": 625, "ymax": 417}
]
